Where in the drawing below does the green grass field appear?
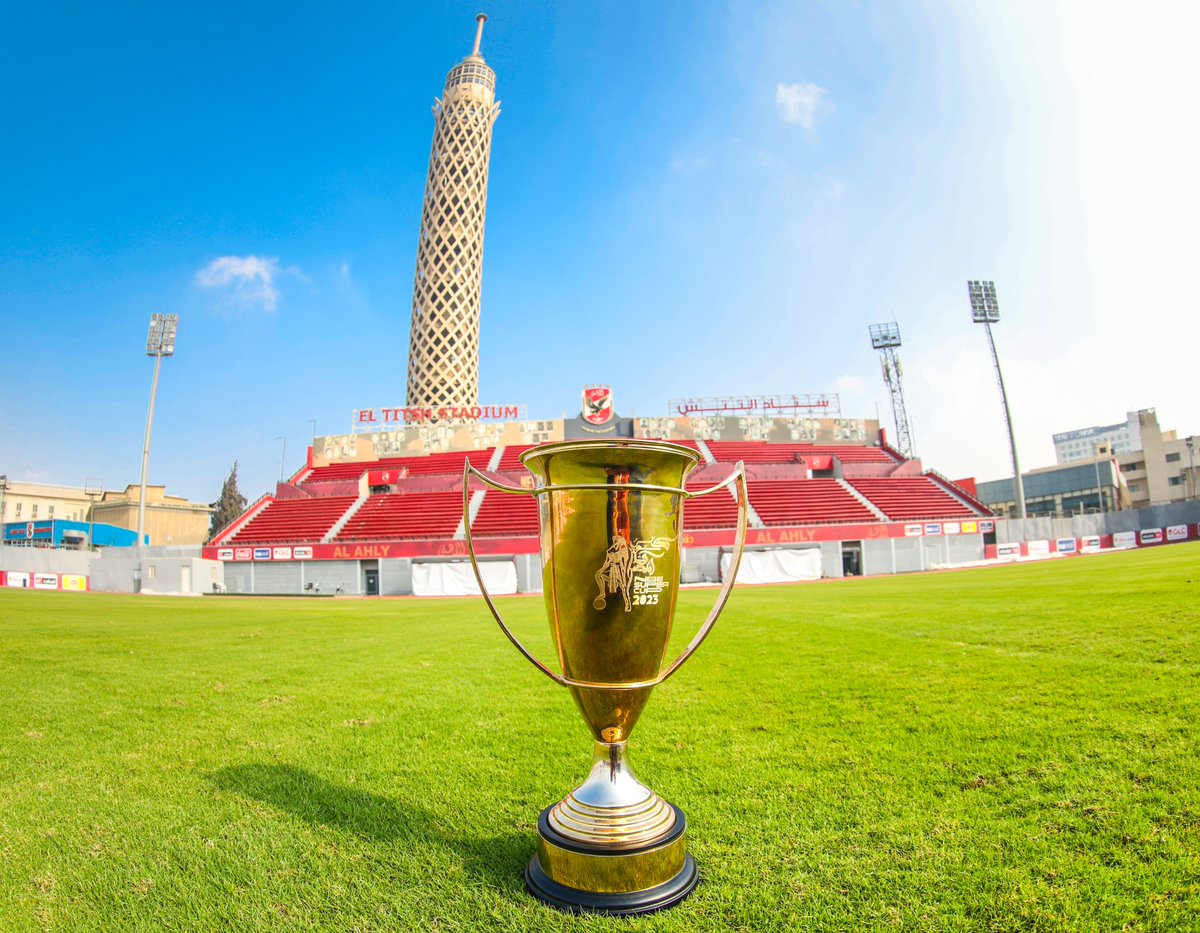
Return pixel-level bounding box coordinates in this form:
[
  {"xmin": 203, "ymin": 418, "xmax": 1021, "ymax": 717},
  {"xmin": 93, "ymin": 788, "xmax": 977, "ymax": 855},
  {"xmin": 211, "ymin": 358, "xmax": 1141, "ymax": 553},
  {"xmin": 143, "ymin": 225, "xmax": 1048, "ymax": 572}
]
[{"xmin": 2, "ymin": 545, "xmax": 1198, "ymax": 931}]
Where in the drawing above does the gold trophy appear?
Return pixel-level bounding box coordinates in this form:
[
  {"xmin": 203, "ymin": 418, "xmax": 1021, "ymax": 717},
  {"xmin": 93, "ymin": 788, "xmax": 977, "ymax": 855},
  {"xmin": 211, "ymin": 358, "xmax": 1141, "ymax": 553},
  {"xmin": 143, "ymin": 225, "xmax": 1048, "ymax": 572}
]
[{"xmin": 464, "ymin": 439, "xmax": 747, "ymax": 914}]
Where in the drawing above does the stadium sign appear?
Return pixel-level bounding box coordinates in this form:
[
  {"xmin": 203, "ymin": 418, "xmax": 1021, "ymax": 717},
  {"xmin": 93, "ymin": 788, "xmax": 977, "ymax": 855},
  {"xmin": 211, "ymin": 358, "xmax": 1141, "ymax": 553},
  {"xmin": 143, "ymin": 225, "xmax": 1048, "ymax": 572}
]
[
  {"xmin": 669, "ymin": 393, "xmax": 841, "ymax": 417},
  {"xmin": 353, "ymin": 404, "xmax": 525, "ymax": 429},
  {"xmin": 1166, "ymin": 524, "xmax": 1188, "ymax": 542}
]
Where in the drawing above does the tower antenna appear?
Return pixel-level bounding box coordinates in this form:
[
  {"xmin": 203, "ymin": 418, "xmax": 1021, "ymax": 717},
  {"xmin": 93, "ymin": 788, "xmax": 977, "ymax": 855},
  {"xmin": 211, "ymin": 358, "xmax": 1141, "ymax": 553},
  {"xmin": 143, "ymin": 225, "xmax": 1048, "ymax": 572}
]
[{"xmin": 472, "ymin": 13, "xmax": 487, "ymax": 57}]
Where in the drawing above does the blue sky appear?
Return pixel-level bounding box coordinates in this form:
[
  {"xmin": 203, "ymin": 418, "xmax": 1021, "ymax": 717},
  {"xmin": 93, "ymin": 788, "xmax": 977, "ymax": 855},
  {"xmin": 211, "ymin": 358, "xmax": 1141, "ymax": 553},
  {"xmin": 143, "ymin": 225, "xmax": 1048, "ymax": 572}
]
[{"xmin": 3, "ymin": 1, "xmax": 1197, "ymax": 503}]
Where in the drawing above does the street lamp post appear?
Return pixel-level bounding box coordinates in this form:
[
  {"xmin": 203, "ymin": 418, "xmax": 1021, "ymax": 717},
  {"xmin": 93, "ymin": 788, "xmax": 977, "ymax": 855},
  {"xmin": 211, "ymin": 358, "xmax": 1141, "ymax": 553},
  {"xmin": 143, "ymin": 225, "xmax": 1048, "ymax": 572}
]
[
  {"xmin": 137, "ymin": 314, "xmax": 178, "ymax": 575},
  {"xmin": 968, "ymin": 281, "xmax": 1026, "ymax": 519},
  {"xmin": 1187, "ymin": 437, "xmax": 1196, "ymax": 501},
  {"xmin": 0, "ymin": 475, "xmax": 9, "ymax": 544}
]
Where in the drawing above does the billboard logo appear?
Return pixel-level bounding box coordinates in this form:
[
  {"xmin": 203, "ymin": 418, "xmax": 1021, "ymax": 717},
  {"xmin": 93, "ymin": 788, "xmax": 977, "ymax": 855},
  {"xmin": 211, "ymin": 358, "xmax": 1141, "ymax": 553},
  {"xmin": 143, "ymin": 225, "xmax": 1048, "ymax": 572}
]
[
  {"xmin": 1056, "ymin": 538, "xmax": 1078, "ymax": 554},
  {"xmin": 1139, "ymin": 528, "xmax": 1163, "ymax": 545},
  {"xmin": 62, "ymin": 575, "xmax": 88, "ymax": 591},
  {"xmin": 961, "ymin": 521, "xmax": 978, "ymax": 533},
  {"xmin": 217, "ymin": 548, "xmax": 234, "ymax": 561},
  {"xmin": 6, "ymin": 571, "xmax": 31, "ymax": 588},
  {"xmin": 1166, "ymin": 524, "xmax": 1188, "ymax": 542},
  {"xmin": 234, "ymin": 547, "xmax": 252, "ymax": 561},
  {"xmin": 944, "ymin": 521, "xmax": 961, "ymax": 535},
  {"xmin": 924, "ymin": 523, "xmax": 942, "ymax": 536},
  {"xmin": 1113, "ymin": 531, "xmax": 1137, "ymax": 549},
  {"xmin": 1081, "ymin": 535, "xmax": 1102, "ymax": 553},
  {"xmin": 997, "ymin": 543, "xmax": 1021, "ymax": 558},
  {"xmin": 253, "ymin": 548, "xmax": 271, "ymax": 560},
  {"xmin": 272, "ymin": 547, "xmax": 293, "ymax": 560},
  {"xmin": 904, "ymin": 524, "xmax": 923, "ymax": 537},
  {"xmin": 293, "ymin": 546, "xmax": 313, "ymax": 559},
  {"xmin": 979, "ymin": 520, "xmax": 995, "ymax": 533},
  {"xmin": 34, "ymin": 573, "xmax": 59, "ymax": 590}
]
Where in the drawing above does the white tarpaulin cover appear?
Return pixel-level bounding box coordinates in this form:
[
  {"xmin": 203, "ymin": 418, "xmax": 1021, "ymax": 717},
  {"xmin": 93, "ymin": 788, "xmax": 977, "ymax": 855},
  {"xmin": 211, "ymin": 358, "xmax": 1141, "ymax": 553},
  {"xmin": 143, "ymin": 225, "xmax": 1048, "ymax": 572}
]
[
  {"xmin": 412, "ymin": 560, "xmax": 517, "ymax": 597},
  {"xmin": 721, "ymin": 547, "xmax": 822, "ymax": 584}
]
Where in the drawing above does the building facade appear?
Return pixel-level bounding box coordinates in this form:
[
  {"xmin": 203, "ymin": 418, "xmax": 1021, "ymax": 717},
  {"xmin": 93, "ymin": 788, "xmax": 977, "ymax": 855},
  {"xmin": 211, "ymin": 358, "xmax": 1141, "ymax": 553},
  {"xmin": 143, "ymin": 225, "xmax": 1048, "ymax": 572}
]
[
  {"xmin": 977, "ymin": 459, "xmax": 1128, "ymax": 518},
  {"xmin": 1053, "ymin": 410, "xmax": 1143, "ymax": 464},
  {"xmin": 984, "ymin": 408, "xmax": 1198, "ymax": 516},
  {"xmin": 405, "ymin": 14, "xmax": 499, "ymax": 411},
  {"xmin": 91, "ymin": 485, "xmax": 211, "ymax": 547},
  {"xmin": 0, "ymin": 480, "xmax": 94, "ymax": 525},
  {"xmin": 1119, "ymin": 409, "xmax": 1198, "ymax": 508}
]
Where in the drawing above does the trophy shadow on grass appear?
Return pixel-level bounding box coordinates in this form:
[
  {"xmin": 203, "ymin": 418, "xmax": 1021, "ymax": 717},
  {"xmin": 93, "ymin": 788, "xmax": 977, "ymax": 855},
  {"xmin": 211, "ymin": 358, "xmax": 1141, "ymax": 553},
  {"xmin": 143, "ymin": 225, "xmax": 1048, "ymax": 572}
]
[{"xmin": 209, "ymin": 763, "xmax": 530, "ymax": 895}]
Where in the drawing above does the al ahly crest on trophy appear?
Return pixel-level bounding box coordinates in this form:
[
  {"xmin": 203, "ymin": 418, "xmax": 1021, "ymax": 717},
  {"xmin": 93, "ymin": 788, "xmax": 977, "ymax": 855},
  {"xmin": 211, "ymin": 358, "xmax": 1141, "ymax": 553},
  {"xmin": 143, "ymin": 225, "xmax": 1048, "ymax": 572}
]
[{"xmin": 582, "ymin": 385, "xmax": 614, "ymax": 425}]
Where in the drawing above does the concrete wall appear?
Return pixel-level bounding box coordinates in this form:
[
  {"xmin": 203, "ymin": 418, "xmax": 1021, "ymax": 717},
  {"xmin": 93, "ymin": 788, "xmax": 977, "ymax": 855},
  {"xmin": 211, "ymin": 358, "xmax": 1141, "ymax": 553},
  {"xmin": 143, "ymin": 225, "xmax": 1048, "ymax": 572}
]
[
  {"xmin": 92, "ymin": 555, "xmax": 224, "ymax": 595},
  {"xmin": 0, "ymin": 546, "xmax": 91, "ymax": 576},
  {"xmin": 224, "ymin": 559, "xmax": 363, "ymax": 595},
  {"xmin": 861, "ymin": 534, "xmax": 985, "ymax": 574},
  {"xmin": 996, "ymin": 501, "xmax": 1200, "ymax": 544}
]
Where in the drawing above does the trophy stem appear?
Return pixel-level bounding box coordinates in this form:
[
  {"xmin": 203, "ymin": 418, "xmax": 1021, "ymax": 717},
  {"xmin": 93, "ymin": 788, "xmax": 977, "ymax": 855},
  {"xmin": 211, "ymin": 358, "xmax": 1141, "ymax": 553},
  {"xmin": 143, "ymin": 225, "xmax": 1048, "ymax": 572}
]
[
  {"xmin": 528, "ymin": 739, "xmax": 697, "ymax": 914},
  {"xmin": 546, "ymin": 741, "xmax": 677, "ymax": 848}
]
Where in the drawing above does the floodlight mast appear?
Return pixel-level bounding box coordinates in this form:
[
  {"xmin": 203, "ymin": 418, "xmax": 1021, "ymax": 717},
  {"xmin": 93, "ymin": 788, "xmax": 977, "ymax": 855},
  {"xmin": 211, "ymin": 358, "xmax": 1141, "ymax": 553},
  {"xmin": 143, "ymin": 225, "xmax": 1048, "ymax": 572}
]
[
  {"xmin": 137, "ymin": 314, "xmax": 178, "ymax": 567},
  {"xmin": 868, "ymin": 322, "xmax": 915, "ymax": 458},
  {"xmin": 967, "ymin": 281, "xmax": 1025, "ymax": 519}
]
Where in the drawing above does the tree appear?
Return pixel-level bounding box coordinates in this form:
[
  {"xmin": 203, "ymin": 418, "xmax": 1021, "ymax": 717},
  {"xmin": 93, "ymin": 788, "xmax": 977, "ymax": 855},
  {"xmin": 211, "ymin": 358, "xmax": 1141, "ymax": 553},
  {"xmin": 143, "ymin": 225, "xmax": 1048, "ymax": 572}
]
[{"xmin": 208, "ymin": 461, "xmax": 248, "ymax": 542}]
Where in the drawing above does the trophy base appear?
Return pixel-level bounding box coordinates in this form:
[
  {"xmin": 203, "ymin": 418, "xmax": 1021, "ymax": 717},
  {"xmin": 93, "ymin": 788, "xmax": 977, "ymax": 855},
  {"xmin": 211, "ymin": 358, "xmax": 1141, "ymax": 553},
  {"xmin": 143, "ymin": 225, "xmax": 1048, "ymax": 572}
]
[{"xmin": 525, "ymin": 803, "xmax": 697, "ymax": 915}]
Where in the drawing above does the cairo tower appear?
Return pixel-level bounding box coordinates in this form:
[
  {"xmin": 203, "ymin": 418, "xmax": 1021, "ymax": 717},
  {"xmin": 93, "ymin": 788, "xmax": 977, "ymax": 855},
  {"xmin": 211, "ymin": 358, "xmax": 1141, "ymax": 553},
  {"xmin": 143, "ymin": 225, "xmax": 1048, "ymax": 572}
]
[{"xmin": 405, "ymin": 14, "xmax": 499, "ymax": 411}]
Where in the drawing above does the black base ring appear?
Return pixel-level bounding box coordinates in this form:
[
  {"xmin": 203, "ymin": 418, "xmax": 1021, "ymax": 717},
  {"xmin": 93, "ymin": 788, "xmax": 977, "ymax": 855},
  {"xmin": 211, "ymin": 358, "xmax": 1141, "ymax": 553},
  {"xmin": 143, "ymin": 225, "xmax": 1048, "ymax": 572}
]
[{"xmin": 525, "ymin": 852, "xmax": 698, "ymax": 916}]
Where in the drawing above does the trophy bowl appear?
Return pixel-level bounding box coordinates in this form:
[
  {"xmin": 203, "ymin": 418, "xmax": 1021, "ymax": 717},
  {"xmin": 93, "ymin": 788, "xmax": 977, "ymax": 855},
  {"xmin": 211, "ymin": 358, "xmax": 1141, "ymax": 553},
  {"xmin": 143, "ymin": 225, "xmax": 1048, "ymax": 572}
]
[{"xmin": 464, "ymin": 439, "xmax": 747, "ymax": 915}]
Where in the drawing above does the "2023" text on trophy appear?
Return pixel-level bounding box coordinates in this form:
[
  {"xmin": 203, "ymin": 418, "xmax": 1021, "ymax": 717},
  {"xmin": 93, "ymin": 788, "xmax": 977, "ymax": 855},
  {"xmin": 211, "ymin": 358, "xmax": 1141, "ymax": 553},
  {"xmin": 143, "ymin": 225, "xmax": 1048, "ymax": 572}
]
[{"xmin": 464, "ymin": 439, "xmax": 747, "ymax": 914}]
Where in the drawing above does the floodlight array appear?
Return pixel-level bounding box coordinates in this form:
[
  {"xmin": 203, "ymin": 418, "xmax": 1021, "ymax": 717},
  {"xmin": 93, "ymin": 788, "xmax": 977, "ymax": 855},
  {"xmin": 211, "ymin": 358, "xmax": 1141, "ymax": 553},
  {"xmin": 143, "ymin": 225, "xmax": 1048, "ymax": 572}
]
[
  {"xmin": 868, "ymin": 322, "xmax": 902, "ymax": 349},
  {"xmin": 967, "ymin": 280, "xmax": 999, "ymax": 323},
  {"xmin": 146, "ymin": 313, "xmax": 179, "ymax": 357}
]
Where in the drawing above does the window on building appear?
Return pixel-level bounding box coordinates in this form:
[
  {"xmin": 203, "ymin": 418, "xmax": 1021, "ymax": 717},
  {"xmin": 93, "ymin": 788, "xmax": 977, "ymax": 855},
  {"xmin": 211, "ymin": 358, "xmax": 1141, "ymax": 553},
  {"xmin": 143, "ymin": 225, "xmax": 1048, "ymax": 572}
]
[
  {"xmin": 14, "ymin": 502, "xmax": 21, "ymax": 517},
  {"xmin": 48, "ymin": 506, "xmax": 55, "ymax": 517},
  {"xmin": 1166, "ymin": 452, "xmax": 1181, "ymax": 462},
  {"xmin": 1168, "ymin": 476, "xmax": 1184, "ymax": 486},
  {"xmin": 1129, "ymin": 483, "xmax": 1142, "ymax": 492},
  {"xmin": 31, "ymin": 504, "xmax": 38, "ymax": 517}
]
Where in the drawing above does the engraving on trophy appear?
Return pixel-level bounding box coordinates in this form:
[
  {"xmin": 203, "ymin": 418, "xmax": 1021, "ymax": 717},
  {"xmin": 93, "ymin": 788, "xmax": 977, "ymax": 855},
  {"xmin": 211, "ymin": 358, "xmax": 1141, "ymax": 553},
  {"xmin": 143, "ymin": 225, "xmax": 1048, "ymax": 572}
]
[{"xmin": 592, "ymin": 536, "xmax": 673, "ymax": 611}]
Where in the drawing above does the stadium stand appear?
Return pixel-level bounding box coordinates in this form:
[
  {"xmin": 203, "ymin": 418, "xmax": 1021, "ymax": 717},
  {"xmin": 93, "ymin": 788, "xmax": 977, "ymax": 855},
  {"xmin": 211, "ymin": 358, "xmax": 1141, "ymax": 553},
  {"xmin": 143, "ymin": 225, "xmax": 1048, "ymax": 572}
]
[
  {"xmin": 847, "ymin": 477, "xmax": 980, "ymax": 521},
  {"xmin": 336, "ymin": 490, "xmax": 464, "ymax": 541},
  {"xmin": 749, "ymin": 478, "xmax": 878, "ymax": 526},
  {"xmin": 217, "ymin": 442, "xmax": 991, "ymax": 551},
  {"xmin": 704, "ymin": 441, "xmax": 897, "ymax": 465},
  {"xmin": 227, "ymin": 495, "xmax": 358, "ymax": 545},
  {"xmin": 471, "ymin": 485, "xmax": 540, "ymax": 536}
]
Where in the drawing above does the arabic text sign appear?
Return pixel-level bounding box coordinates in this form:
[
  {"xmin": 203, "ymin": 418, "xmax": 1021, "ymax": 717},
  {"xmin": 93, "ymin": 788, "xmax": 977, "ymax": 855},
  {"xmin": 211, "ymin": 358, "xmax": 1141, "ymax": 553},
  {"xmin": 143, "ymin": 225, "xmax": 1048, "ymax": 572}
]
[{"xmin": 668, "ymin": 393, "xmax": 841, "ymax": 417}]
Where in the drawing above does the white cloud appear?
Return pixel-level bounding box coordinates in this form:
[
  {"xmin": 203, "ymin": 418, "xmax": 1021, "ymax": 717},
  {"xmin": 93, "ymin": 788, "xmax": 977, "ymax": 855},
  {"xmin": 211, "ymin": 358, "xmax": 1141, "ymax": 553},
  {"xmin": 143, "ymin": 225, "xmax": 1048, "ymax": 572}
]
[
  {"xmin": 775, "ymin": 82, "xmax": 827, "ymax": 129},
  {"xmin": 195, "ymin": 255, "xmax": 295, "ymax": 311}
]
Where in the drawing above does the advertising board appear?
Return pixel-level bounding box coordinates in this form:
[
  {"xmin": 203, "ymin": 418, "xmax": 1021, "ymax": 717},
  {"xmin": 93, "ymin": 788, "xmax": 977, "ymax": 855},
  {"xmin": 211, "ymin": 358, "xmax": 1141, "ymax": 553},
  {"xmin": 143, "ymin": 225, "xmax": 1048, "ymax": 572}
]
[
  {"xmin": 6, "ymin": 571, "xmax": 31, "ymax": 588},
  {"xmin": 1112, "ymin": 531, "xmax": 1137, "ymax": 549},
  {"xmin": 1081, "ymin": 535, "xmax": 1102, "ymax": 553},
  {"xmin": 1027, "ymin": 540, "xmax": 1051, "ymax": 557},
  {"xmin": 1139, "ymin": 528, "xmax": 1164, "ymax": 545},
  {"xmin": 1166, "ymin": 524, "xmax": 1189, "ymax": 542},
  {"xmin": 33, "ymin": 573, "xmax": 59, "ymax": 590},
  {"xmin": 1056, "ymin": 538, "xmax": 1078, "ymax": 554}
]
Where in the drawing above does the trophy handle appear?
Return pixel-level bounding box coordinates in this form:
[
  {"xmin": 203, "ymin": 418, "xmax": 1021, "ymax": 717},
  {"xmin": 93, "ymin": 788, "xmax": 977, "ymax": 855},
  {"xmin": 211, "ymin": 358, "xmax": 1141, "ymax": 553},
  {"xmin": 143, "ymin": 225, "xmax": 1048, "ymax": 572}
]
[
  {"xmin": 463, "ymin": 461, "xmax": 569, "ymax": 686},
  {"xmin": 655, "ymin": 461, "xmax": 749, "ymax": 685}
]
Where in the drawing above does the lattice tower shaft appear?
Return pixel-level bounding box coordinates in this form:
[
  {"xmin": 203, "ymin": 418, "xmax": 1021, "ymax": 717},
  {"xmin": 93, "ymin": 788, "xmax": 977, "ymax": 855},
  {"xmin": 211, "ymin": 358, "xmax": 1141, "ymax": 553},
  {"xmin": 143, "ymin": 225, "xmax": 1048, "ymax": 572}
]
[
  {"xmin": 878, "ymin": 346, "xmax": 916, "ymax": 459},
  {"xmin": 405, "ymin": 17, "xmax": 499, "ymax": 411}
]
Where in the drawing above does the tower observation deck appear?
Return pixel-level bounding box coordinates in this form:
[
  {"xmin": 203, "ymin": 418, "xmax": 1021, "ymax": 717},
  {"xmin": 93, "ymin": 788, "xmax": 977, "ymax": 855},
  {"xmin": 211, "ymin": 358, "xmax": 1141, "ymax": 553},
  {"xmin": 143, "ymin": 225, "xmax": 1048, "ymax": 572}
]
[{"xmin": 405, "ymin": 14, "xmax": 500, "ymax": 412}]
